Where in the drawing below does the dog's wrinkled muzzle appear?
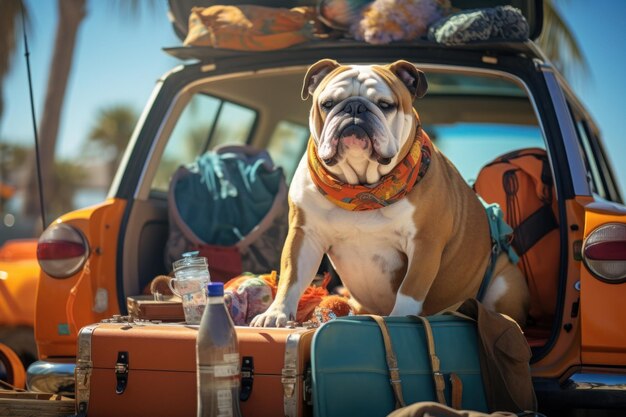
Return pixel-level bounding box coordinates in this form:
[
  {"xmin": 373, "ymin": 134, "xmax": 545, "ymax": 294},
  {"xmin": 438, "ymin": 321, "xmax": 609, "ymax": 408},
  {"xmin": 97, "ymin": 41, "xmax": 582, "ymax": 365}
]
[
  {"xmin": 318, "ymin": 97, "xmax": 394, "ymax": 166},
  {"xmin": 340, "ymin": 124, "xmax": 368, "ymax": 139}
]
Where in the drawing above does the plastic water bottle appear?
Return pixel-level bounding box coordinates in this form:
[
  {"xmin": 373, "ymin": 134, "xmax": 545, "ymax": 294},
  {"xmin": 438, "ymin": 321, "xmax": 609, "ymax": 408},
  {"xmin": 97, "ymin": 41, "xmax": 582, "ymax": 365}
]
[{"xmin": 196, "ymin": 282, "xmax": 242, "ymax": 417}]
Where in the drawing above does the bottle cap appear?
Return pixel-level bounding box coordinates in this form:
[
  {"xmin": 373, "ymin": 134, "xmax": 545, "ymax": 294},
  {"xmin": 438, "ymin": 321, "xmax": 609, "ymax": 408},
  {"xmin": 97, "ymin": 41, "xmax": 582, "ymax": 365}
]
[{"xmin": 207, "ymin": 282, "xmax": 224, "ymax": 297}]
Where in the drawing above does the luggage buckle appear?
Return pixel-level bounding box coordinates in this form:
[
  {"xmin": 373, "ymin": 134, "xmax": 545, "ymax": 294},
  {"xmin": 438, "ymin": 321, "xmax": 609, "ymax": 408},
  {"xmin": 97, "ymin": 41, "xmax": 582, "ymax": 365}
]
[
  {"xmin": 115, "ymin": 351, "xmax": 129, "ymax": 395},
  {"xmin": 303, "ymin": 366, "xmax": 313, "ymax": 405},
  {"xmin": 388, "ymin": 367, "xmax": 402, "ymax": 386},
  {"xmin": 240, "ymin": 356, "xmax": 254, "ymax": 402}
]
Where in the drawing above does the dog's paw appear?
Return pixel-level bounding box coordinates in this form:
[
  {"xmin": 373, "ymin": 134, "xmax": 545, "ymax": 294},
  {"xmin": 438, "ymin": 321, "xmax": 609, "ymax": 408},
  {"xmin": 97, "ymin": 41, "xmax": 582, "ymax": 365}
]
[{"xmin": 250, "ymin": 307, "xmax": 292, "ymax": 327}]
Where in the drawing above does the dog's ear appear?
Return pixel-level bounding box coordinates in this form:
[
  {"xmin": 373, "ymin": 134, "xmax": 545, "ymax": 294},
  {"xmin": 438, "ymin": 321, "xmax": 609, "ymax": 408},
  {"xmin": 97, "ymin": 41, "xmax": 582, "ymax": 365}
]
[
  {"xmin": 388, "ymin": 60, "xmax": 428, "ymax": 100},
  {"xmin": 302, "ymin": 59, "xmax": 340, "ymax": 100}
]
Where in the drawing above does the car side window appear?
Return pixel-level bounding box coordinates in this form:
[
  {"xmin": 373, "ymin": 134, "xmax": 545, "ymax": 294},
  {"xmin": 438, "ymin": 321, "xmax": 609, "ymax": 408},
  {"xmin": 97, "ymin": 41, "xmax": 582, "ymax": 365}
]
[
  {"xmin": 588, "ymin": 129, "xmax": 623, "ymax": 203},
  {"xmin": 209, "ymin": 101, "xmax": 257, "ymax": 150},
  {"xmin": 568, "ymin": 103, "xmax": 616, "ymax": 201},
  {"xmin": 151, "ymin": 93, "xmax": 257, "ymax": 192},
  {"xmin": 266, "ymin": 121, "xmax": 309, "ymax": 183},
  {"xmin": 576, "ymin": 119, "xmax": 606, "ymax": 198}
]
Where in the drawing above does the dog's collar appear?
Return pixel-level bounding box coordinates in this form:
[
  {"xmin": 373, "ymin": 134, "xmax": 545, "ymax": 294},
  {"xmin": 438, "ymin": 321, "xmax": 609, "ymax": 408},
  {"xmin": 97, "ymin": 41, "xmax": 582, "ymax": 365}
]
[{"xmin": 307, "ymin": 123, "xmax": 433, "ymax": 211}]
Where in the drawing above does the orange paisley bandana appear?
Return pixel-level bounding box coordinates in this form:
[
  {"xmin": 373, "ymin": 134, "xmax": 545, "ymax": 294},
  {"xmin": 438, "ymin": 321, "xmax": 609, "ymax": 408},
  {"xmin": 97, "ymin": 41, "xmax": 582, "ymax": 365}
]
[{"xmin": 307, "ymin": 126, "xmax": 433, "ymax": 211}]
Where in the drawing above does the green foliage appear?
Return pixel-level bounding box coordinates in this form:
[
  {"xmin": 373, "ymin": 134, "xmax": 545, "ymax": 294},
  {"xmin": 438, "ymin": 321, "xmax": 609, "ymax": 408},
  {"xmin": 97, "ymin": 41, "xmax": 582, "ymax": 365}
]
[
  {"xmin": 105, "ymin": 0, "xmax": 159, "ymax": 21},
  {"xmin": 0, "ymin": 142, "xmax": 29, "ymax": 170},
  {"xmin": 538, "ymin": 0, "xmax": 590, "ymax": 82},
  {"xmin": 0, "ymin": 141, "xmax": 85, "ymax": 218},
  {"xmin": 0, "ymin": 142, "xmax": 27, "ymax": 211},
  {"xmin": 86, "ymin": 104, "xmax": 138, "ymax": 159},
  {"xmin": 47, "ymin": 160, "xmax": 86, "ymax": 219}
]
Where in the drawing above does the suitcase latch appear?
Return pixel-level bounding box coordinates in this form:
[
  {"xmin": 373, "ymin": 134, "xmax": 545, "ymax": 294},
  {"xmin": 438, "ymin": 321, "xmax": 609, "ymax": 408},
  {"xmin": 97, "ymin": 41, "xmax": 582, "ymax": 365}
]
[
  {"xmin": 115, "ymin": 351, "xmax": 129, "ymax": 395},
  {"xmin": 281, "ymin": 368, "xmax": 297, "ymax": 398},
  {"xmin": 240, "ymin": 356, "xmax": 254, "ymax": 402},
  {"xmin": 303, "ymin": 366, "xmax": 313, "ymax": 405}
]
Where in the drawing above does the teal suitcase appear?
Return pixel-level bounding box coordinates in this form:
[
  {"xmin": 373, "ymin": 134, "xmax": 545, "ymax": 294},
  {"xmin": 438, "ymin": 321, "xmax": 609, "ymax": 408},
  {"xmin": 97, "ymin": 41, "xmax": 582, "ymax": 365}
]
[{"xmin": 311, "ymin": 315, "xmax": 487, "ymax": 417}]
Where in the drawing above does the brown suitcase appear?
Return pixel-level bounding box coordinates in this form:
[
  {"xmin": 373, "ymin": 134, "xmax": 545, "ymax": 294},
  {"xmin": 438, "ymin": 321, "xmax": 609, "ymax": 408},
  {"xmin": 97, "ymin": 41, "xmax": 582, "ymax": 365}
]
[{"xmin": 75, "ymin": 319, "xmax": 314, "ymax": 417}]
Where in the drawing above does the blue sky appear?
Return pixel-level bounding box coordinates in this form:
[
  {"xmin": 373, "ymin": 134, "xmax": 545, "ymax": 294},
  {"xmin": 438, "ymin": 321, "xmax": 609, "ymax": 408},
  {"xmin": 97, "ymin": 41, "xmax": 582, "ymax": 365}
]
[
  {"xmin": 1, "ymin": 0, "xmax": 625, "ymax": 199},
  {"xmin": 2, "ymin": 1, "xmax": 180, "ymax": 152}
]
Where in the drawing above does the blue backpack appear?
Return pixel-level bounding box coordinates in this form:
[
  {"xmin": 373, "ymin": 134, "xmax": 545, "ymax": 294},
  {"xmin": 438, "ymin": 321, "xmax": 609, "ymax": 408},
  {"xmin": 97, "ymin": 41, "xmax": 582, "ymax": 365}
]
[{"xmin": 165, "ymin": 145, "xmax": 288, "ymax": 281}]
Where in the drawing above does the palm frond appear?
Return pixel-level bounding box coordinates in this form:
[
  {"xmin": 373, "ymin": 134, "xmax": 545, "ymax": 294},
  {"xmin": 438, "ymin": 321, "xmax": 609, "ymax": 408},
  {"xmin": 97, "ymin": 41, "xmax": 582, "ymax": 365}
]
[
  {"xmin": 87, "ymin": 104, "xmax": 138, "ymax": 155},
  {"xmin": 538, "ymin": 0, "xmax": 589, "ymax": 81},
  {"xmin": 107, "ymin": 0, "xmax": 159, "ymax": 21}
]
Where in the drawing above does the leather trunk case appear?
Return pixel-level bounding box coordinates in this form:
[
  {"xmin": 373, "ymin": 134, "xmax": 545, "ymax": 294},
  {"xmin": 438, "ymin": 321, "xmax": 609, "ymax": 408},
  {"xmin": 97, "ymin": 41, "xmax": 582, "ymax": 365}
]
[
  {"xmin": 75, "ymin": 321, "xmax": 314, "ymax": 417},
  {"xmin": 126, "ymin": 295, "xmax": 185, "ymax": 322}
]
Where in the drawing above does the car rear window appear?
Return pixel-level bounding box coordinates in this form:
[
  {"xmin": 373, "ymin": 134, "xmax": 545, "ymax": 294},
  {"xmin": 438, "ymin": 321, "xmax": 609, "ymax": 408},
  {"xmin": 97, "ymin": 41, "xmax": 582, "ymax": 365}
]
[
  {"xmin": 151, "ymin": 93, "xmax": 257, "ymax": 192},
  {"xmin": 147, "ymin": 66, "xmax": 547, "ymax": 195}
]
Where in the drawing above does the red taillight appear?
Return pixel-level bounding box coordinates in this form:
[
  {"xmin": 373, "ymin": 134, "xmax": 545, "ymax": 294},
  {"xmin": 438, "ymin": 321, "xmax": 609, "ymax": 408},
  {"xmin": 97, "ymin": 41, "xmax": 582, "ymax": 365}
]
[
  {"xmin": 37, "ymin": 241, "xmax": 86, "ymax": 260},
  {"xmin": 583, "ymin": 223, "xmax": 626, "ymax": 283},
  {"xmin": 584, "ymin": 241, "xmax": 626, "ymax": 261},
  {"xmin": 37, "ymin": 223, "xmax": 89, "ymax": 279}
]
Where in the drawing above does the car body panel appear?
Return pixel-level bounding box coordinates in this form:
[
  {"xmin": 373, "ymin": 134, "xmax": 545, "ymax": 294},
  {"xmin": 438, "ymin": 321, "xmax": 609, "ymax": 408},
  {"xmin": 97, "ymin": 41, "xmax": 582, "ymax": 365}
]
[
  {"xmin": 528, "ymin": 198, "xmax": 586, "ymax": 378},
  {"xmin": 580, "ymin": 200, "xmax": 626, "ymax": 366},
  {"xmin": 35, "ymin": 198, "xmax": 125, "ymax": 359},
  {"xmin": 0, "ymin": 239, "xmax": 38, "ymax": 327}
]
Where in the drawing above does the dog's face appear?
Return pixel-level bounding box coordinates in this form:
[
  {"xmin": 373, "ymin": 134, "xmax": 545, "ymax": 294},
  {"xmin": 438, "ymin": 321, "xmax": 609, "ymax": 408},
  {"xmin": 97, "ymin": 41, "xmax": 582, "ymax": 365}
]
[{"xmin": 302, "ymin": 60, "xmax": 428, "ymax": 184}]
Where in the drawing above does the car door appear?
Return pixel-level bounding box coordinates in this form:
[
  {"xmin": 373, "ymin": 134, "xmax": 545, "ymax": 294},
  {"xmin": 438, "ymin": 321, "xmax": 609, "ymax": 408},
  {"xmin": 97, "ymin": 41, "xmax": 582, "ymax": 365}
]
[{"xmin": 570, "ymin": 103, "xmax": 626, "ymax": 367}]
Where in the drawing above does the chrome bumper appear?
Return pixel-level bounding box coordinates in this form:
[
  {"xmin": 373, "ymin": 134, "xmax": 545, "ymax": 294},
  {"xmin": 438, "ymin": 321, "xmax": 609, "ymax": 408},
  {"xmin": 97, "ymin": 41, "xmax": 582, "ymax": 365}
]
[
  {"xmin": 567, "ymin": 372, "xmax": 626, "ymax": 391},
  {"xmin": 26, "ymin": 360, "xmax": 76, "ymax": 396},
  {"xmin": 535, "ymin": 371, "xmax": 626, "ymax": 410}
]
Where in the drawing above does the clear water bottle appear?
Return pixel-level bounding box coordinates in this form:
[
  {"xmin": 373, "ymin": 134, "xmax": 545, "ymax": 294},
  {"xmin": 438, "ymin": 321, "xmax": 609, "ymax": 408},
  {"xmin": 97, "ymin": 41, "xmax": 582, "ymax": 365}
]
[{"xmin": 196, "ymin": 282, "xmax": 242, "ymax": 417}]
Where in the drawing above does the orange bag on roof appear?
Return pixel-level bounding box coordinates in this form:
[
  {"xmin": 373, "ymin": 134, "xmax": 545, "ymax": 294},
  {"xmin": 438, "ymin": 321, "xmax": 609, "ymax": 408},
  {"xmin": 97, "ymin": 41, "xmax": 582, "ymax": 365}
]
[
  {"xmin": 184, "ymin": 5, "xmax": 317, "ymax": 51},
  {"xmin": 474, "ymin": 148, "xmax": 559, "ymax": 327}
]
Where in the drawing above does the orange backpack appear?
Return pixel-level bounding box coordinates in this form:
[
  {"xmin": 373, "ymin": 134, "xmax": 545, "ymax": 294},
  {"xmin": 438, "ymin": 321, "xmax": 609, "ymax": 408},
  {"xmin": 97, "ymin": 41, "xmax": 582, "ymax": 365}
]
[{"xmin": 474, "ymin": 148, "xmax": 559, "ymax": 327}]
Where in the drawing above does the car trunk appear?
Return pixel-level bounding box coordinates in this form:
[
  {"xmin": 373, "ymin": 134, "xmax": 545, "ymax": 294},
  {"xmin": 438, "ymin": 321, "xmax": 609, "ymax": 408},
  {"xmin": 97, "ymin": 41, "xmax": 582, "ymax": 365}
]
[{"xmin": 113, "ymin": 40, "xmax": 563, "ymax": 352}]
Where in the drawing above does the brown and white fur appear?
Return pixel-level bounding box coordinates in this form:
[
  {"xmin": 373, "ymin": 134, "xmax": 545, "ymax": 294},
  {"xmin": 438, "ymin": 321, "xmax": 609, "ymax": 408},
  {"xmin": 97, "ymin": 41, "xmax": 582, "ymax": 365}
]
[{"xmin": 250, "ymin": 60, "xmax": 529, "ymax": 327}]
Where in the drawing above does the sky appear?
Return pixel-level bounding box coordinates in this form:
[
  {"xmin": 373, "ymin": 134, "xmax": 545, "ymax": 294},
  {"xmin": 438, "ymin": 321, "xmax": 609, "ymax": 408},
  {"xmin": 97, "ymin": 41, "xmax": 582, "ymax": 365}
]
[{"xmin": 1, "ymin": 1, "xmax": 625, "ymax": 200}]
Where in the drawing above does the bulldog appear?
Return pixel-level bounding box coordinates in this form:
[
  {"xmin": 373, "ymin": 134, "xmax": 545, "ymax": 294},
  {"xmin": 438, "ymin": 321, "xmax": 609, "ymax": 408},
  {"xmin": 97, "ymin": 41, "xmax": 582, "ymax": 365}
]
[{"xmin": 250, "ymin": 59, "xmax": 529, "ymax": 327}]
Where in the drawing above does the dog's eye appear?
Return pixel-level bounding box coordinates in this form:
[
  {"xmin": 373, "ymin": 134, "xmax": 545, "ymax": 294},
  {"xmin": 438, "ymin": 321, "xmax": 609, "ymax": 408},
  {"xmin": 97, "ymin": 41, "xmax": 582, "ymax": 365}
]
[
  {"xmin": 378, "ymin": 100, "xmax": 394, "ymax": 110},
  {"xmin": 321, "ymin": 100, "xmax": 334, "ymax": 110}
]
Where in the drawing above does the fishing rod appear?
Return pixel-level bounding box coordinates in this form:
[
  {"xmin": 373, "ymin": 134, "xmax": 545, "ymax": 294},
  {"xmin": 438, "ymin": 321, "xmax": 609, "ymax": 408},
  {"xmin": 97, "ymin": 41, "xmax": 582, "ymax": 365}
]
[{"xmin": 21, "ymin": 1, "xmax": 47, "ymax": 232}]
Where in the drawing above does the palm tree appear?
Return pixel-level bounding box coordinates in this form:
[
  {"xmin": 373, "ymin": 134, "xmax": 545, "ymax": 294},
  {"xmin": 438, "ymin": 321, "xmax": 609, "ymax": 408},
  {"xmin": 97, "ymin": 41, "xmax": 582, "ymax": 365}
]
[
  {"xmin": 20, "ymin": 0, "xmax": 86, "ymax": 221},
  {"xmin": 537, "ymin": 0, "xmax": 589, "ymax": 82},
  {"xmin": 0, "ymin": 0, "xmax": 23, "ymax": 126},
  {"xmin": 19, "ymin": 0, "xmax": 158, "ymax": 222},
  {"xmin": 86, "ymin": 104, "xmax": 138, "ymax": 181}
]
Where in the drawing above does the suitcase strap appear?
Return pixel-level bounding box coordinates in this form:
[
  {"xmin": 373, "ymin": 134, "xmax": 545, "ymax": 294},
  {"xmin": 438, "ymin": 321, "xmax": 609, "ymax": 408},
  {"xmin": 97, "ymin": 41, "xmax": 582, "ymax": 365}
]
[
  {"xmin": 449, "ymin": 373, "xmax": 463, "ymax": 410},
  {"xmin": 370, "ymin": 315, "xmax": 464, "ymax": 410},
  {"xmin": 367, "ymin": 315, "xmax": 406, "ymax": 409},
  {"xmin": 413, "ymin": 316, "xmax": 448, "ymax": 406}
]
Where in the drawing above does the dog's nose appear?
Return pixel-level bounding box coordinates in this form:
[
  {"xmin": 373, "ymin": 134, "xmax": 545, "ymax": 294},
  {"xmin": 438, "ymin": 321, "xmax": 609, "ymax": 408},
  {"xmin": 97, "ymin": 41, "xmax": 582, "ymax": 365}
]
[{"xmin": 344, "ymin": 102, "xmax": 367, "ymax": 116}]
